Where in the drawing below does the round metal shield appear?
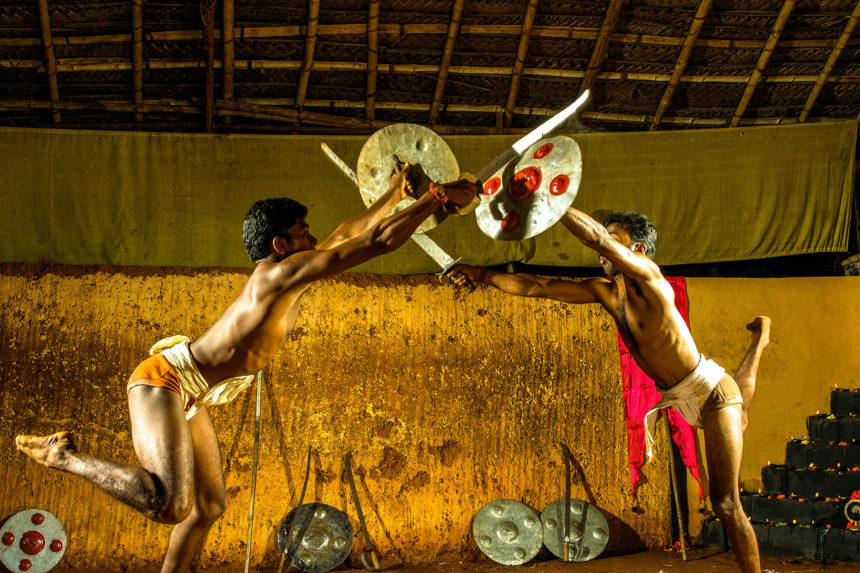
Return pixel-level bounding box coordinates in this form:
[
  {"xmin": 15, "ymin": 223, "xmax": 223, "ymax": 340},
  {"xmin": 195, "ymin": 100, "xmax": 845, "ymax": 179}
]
[
  {"xmin": 277, "ymin": 503, "xmax": 353, "ymax": 572},
  {"xmin": 472, "ymin": 499, "xmax": 543, "ymax": 565},
  {"xmin": 356, "ymin": 123, "xmax": 460, "ymax": 233},
  {"xmin": 0, "ymin": 509, "xmax": 66, "ymax": 573},
  {"xmin": 540, "ymin": 498, "xmax": 608, "ymax": 562},
  {"xmin": 475, "ymin": 136, "xmax": 582, "ymax": 241}
]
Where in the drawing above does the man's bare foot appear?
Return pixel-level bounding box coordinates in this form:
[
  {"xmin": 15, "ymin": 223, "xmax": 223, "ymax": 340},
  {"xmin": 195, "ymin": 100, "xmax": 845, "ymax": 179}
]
[
  {"xmin": 15, "ymin": 431, "xmax": 78, "ymax": 470},
  {"xmin": 746, "ymin": 316, "xmax": 771, "ymax": 346}
]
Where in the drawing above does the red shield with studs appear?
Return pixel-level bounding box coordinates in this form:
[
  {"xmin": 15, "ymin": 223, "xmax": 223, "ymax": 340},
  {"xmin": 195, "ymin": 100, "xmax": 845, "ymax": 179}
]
[{"xmin": 0, "ymin": 509, "xmax": 66, "ymax": 573}]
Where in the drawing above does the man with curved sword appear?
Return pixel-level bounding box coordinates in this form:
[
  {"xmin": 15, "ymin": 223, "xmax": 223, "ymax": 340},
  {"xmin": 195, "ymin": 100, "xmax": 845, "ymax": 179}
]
[{"xmin": 448, "ymin": 210, "xmax": 770, "ymax": 573}]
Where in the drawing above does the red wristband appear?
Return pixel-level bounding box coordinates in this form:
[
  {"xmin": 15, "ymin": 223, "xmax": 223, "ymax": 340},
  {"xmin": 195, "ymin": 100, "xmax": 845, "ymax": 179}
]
[{"xmin": 429, "ymin": 182, "xmax": 448, "ymax": 204}]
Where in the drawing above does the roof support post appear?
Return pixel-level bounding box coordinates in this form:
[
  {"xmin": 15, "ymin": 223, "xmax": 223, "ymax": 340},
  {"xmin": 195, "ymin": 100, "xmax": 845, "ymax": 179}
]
[
  {"xmin": 35, "ymin": 0, "xmax": 60, "ymax": 123},
  {"xmin": 503, "ymin": 0, "xmax": 538, "ymax": 129},
  {"xmin": 579, "ymin": 0, "xmax": 623, "ymax": 95},
  {"xmin": 429, "ymin": 0, "xmax": 464, "ymax": 126},
  {"xmin": 366, "ymin": 0, "xmax": 379, "ymax": 122}
]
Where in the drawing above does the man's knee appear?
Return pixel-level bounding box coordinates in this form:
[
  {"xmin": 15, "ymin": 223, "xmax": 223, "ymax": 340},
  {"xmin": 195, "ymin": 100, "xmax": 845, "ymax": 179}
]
[
  {"xmin": 196, "ymin": 492, "xmax": 228, "ymax": 522},
  {"xmin": 712, "ymin": 493, "xmax": 744, "ymax": 522},
  {"xmin": 152, "ymin": 495, "xmax": 194, "ymax": 524}
]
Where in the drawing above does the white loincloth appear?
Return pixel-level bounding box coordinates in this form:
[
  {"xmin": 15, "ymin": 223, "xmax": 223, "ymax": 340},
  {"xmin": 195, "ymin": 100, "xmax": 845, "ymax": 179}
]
[
  {"xmin": 151, "ymin": 335, "xmax": 256, "ymax": 420},
  {"xmin": 644, "ymin": 354, "xmax": 725, "ymax": 461}
]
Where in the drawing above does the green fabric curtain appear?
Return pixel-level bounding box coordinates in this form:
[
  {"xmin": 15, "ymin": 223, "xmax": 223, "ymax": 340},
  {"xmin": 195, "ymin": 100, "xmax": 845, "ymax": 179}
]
[{"xmin": 0, "ymin": 120, "xmax": 854, "ymax": 273}]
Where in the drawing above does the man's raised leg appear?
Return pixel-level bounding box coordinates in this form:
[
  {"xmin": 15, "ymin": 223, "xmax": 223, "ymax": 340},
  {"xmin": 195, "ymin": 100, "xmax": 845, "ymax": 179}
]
[
  {"xmin": 16, "ymin": 385, "xmax": 195, "ymax": 524},
  {"xmin": 160, "ymin": 405, "xmax": 227, "ymax": 573},
  {"xmin": 735, "ymin": 316, "xmax": 771, "ymax": 433},
  {"xmin": 702, "ymin": 404, "xmax": 760, "ymax": 573}
]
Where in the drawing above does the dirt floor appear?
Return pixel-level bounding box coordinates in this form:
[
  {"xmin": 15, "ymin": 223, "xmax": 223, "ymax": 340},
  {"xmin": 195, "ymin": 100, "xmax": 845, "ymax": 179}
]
[{"xmin": 60, "ymin": 549, "xmax": 859, "ymax": 572}]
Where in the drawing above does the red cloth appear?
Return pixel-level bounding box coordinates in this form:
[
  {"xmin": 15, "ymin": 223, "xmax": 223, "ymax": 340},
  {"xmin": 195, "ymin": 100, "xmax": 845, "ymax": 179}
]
[{"xmin": 616, "ymin": 276, "xmax": 703, "ymax": 502}]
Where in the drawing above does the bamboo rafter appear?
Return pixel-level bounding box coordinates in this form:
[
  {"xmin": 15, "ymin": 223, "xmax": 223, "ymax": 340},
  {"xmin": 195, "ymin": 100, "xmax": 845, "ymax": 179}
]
[
  {"xmin": 132, "ymin": 0, "xmax": 143, "ymax": 125},
  {"xmin": 650, "ymin": 0, "xmax": 712, "ymax": 130},
  {"xmin": 799, "ymin": 0, "xmax": 860, "ymax": 123},
  {"xmin": 429, "ymin": 0, "xmax": 464, "ymax": 125},
  {"xmin": 201, "ymin": 0, "xmax": 217, "ymax": 132},
  {"xmin": 223, "ymin": 0, "xmax": 235, "ymax": 102},
  {"xmin": 35, "ymin": 0, "xmax": 60, "ymax": 123},
  {"xmin": 296, "ymin": 0, "xmax": 320, "ymax": 112},
  {"xmin": 36, "ymin": 25, "xmax": 860, "ymax": 47},
  {"xmin": 0, "ymin": 97, "xmax": 837, "ymax": 129},
  {"xmin": 730, "ymin": 0, "xmax": 796, "ymax": 127},
  {"xmin": 6, "ymin": 57, "xmax": 860, "ymax": 86},
  {"xmin": 0, "ymin": 23, "xmax": 856, "ymax": 50},
  {"xmin": 504, "ymin": 0, "xmax": 538, "ymax": 129},
  {"xmin": 366, "ymin": 0, "xmax": 379, "ymax": 121},
  {"xmin": 579, "ymin": 0, "xmax": 623, "ymax": 95}
]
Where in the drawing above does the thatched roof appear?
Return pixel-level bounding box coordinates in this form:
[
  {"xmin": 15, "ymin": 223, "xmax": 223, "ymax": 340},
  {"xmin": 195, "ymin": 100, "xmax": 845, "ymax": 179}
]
[{"xmin": 0, "ymin": 0, "xmax": 858, "ymax": 134}]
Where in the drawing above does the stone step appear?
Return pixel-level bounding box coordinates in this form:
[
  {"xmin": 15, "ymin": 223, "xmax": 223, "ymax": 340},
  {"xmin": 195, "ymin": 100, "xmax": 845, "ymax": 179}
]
[
  {"xmin": 701, "ymin": 517, "xmax": 860, "ymax": 561},
  {"xmin": 762, "ymin": 464, "xmax": 860, "ymax": 498},
  {"xmin": 832, "ymin": 388, "xmax": 860, "ymax": 416},
  {"xmin": 808, "ymin": 414, "xmax": 860, "ymax": 442},
  {"xmin": 786, "ymin": 439, "xmax": 860, "ymax": 470},
  {"xmin": 740, "ymin": 493, "xmax": 848, "ymax": 528}
]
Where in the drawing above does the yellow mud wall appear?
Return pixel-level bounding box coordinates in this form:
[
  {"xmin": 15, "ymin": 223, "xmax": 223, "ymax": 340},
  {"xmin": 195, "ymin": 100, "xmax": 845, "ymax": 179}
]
[
  {"xmin": 0, "ymin": 264, "xmax": 670, "ymax": 569},
  {"xmin": 684, "ymin": 276, "xmax": 860, "ymax": 535}
]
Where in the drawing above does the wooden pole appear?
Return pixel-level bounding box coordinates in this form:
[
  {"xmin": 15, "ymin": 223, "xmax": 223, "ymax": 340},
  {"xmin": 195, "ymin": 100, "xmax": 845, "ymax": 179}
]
[
  {"xmin": 504, "ymin": 0, "xmax": 538, "ymax": 128},
  {"xmin": 730, "ymin": 0, "xmax": 796, "ymax": 127},
  {"xmin": 365, "ymin": 0, "xmax": 379, "ymax": 121},
  {"xmin": 132, "ymin": 0, "xmax": 143, "ymax": 126},
  {"xmin": 429, "ymin": 0, "xmax": 464, "ymax": 125},
  {"xmin": 579, "ymin": 0, "xmax": 623, "ymax": 95},
  {"xmin": 296, "ymin": 0, "xmax": 320, "ymax": 113},
  {"xmin": 222, "ymin": 0, "xmax": 235, "ymax": 102},
  {"xmin": 35, "ymin": 0, "xmax": 60, "ymax": 123},
  {"xmin": 799, "ymin": 0, "xmax": 860, "ymax": 123},
  {"xmin": 201, "ymin": 0, "xmax": 217, "ymax": 132},
  {"xmin": 650, "ymin": 0, "xmax": 712, "ymax": 130}
]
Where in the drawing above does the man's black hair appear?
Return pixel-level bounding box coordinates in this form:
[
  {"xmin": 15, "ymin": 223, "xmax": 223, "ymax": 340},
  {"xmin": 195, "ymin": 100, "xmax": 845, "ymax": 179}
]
[
  {"xmin": 242, "ymin": 198, "xmax": 308, "ymax": 261},
  {"xmin": 603, "ymin": 211, "xmax": 657, "ymax": 259}
]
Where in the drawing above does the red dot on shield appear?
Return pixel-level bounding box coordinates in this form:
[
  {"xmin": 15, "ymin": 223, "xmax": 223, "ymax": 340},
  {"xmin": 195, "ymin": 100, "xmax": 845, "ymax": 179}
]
[
  {"xmin": 533, "ymin": 143, "xmax": 553, "ymax": 159},
  {"xmin": 550, "ymin": 174, "xmax": 570, "ymax": 196},
  {"xmin": 2, "ymin": 532, "xmax": 14, "ymax": 546},
  {"xmin": 484, "ymin": 177, "xmax": 501, "ymax": 195},
  {"xmin": 508, "ymin": 167, "xmax": 541, "ymax": 201},
  {"xmin": 19, "ymin": 531, "xmax": 45, "ymax": 556},
  {"xmin": 501, "ymin": 211, "xmax": 521, "ymax": 232},
  {"xmin": 18, "ymin": 559, "xmax": 32, "ymax": 571},
  {"xmin": 50, "ymin": 539, "xmax": 64, "ymax": 552},
  {"xmin": 30, "ymin": 514, "xmax": 44, "ymax": 526}
]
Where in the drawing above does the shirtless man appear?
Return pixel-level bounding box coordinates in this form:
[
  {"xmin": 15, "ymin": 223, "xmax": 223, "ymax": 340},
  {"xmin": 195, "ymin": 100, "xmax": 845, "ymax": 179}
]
[
  {"xmin": 16, "ymin": 164, "xmax": 479, "ymax": 572},
  {"xmin": 448, "ymin": 209, "xmax": 770, "ymax": 573}
]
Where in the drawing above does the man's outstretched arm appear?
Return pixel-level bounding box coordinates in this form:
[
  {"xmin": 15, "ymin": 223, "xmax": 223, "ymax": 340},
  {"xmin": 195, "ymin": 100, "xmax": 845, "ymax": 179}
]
[
  {"xmin": 560, "ymin": 207, "xmax": 660, "ymax": 281},
  {"xmin": 448, "ymin": 264, "xmax": 607, "ymax": 304},
  {"xmin": 315, "ymin": 166, "xmax": 415, "ymax": 250},
  {"xmin": 278, "ymin": 169, "xmax": 480, "ymax": 288}
]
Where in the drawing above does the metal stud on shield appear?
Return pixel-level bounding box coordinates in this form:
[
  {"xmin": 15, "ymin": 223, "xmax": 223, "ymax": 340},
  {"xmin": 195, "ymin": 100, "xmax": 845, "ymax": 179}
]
[
  {"xmin": 277, "ymin": 503, "xmax": 353, "ymax": 572},
  {"xmin": 472, "ymin": 499, "xmax": 543, "ymax": 565},
  {"xmin": 540, "ymin": 498, "xmax": 609, "ymax": 562},
  {"xmin": 0, "ymin": 509, "xmax": 66, "ymax": 573},
  {"xmin": 475, "ymin": 135, "xmax": 582, "ymax": 241}
]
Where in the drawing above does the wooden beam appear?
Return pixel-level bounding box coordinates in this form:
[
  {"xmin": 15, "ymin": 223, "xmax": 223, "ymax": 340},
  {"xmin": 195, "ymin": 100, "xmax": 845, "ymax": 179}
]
[
  {"xmin": 650, "ymin": 0, "xmax": 712, "ymax": 130},
  {"xmin": 222, "ymin": 0, "xmax": 235, "ymax": 102},
  {"xmin": 201, "ymin": 0, "xmax": 217, "ymax": 132},
  {"xmin": 366, "ymin": 0, "xmax": 379, "ymax": 121},
  {"xmin": 730, "ymin": 0, "xmax": 796, "ymax": 127},
  {"xmin": 579, "ymin": 0, "xmax": 623, "ymax": 95},
  {"xmin": 8, "ymin": 56, "xmax": 860, "ymax": 86},
  {"xmin": 429, "ymin": 0, "xmax": 464, "ymax": 125},
  {"xmin": 0, "ymin": 97, "xmax": 841, "ymax": 130},
  {"xmin": 799, "ymin": 0, "xmax": 860, "ymax": 123},
  {"xmin": 296, "ymin": 0, "xmax": 320, "ymax": 112},
  {"xmin": 3, "ymin": 22, "xmax": 860, "ymax": 50},
  {"xmin": 35, "ymin": 0, "xmax": 60, "ymax": 123},
  {"xmin": 132, "ymin": 0, "xmax": 143, "ymax": 125},
  {"xmin": 504, "ymin": 0, "xmax": 538, "ymax": 129}
]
